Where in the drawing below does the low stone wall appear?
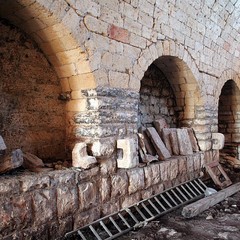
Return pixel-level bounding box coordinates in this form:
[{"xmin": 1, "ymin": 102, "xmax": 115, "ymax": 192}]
[{"xmin": 0, "ymin": 150, "xmax": 215, "ymax": 240}]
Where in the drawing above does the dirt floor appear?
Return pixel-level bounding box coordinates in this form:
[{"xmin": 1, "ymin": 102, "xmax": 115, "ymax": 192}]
[{"xmin": 120, "ymin": 169, "xmax": 240, "ymax": 240}]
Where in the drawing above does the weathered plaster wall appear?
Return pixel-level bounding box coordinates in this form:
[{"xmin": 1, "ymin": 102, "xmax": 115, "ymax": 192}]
[{"xmin": 0, "ymin": 20, "xmax": 66, "ymax": 160}]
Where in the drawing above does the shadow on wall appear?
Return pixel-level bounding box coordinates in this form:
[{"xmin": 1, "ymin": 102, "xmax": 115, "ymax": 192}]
[{"xmin": 0, "ymin": 19, "xmax": 66, "ymax": 161}]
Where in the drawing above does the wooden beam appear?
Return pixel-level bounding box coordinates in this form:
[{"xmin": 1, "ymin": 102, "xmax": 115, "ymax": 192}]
[{"xmin": 182, "ymin": 182, "xmax": 240, "ymax": 218}]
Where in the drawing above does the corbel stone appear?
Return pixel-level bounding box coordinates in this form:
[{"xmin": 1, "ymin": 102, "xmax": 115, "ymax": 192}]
[
  {"xmin": 117, "ymin": 138, "xmax": 138, "ymax": 169},
  {"xmin": 72, "ymin": 142, "xmax": 97, "ymax": 169},
  {"xmin": 212, "ymin": 133, "xmax": 224, "ymax": 150}
]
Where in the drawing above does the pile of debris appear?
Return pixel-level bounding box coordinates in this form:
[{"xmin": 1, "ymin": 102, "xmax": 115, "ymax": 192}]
[
  {"xmin": 0, "ymin": 135, "xmax": 69, "ymax": 175},
  {"xmin": 220, "ymin": 152, "xmax": 240, "ymax": 170},
  {"xmin": 138, "ymin": 118, "xmax": 199, "ymax": 164}
]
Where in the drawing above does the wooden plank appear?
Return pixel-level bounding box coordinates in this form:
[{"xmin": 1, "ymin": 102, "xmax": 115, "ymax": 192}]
[
  {"xmin": 162, "ymin": 128, "xmax": 173, "ymax": 155},
  {"xmin": 205, "ymin": 161, "xmax": 232, "ymax": 189},
  {"xmin": 169, "ymin": 129, "xmax": 179, "ymax": 155},
  {"xmin": 182, "ymin": 182, "xmax": 240, "ymax": 218},
  {"xmin": 177, "ymin": 129, "xmax": 193, "ymax": 155},
  {"xmin": 146, "ymin": 127, "xmax": 171, "ymax": 160}
]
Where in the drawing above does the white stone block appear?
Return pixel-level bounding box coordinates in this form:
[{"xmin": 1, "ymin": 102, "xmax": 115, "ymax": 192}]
[
  {"xmin": 212, "ymin": 133, "xmax": 225, "ymax": 150},
  {"xmin": 117, "ymin": 138, "xmax": 139, "ymax": 169},
  {"xmin": 72, "ymin": 142, "xmax": 97, "ymax": 169}
]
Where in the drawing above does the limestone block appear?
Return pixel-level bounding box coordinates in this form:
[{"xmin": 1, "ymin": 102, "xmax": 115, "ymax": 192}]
[
  {"xmin": 111, "ymin": 171, "xmax": 128, "ymax": 198},
  {"xmin": 72, "ymin": 142, "xmax": 97, "ymax": 169},
  {"xmin": 0, "ymin": 195, "xmax": 32, "ymax": 235},
  {"xmin": 78, "ymin": 182, "xmax": 97, "ymax": 211},
  {"xmin": 57, "ymin": 186, "xmax": 77, "ymax": 219},
  {"xmin": 117, "ymin": 138, "xmax": 139, "ymax": 169},
  {"xmin": 212, "ymin": 133, "xmax": 225, "ymax": 150},
  {"xmin": 32, "ymin": 189, "xmax": 56, "ymax": 225},
  {"xmin": 121, "ymin": 192, "xmax": 141, "ymax": 209},
  {"xmin": 127, "ymin": 168, "xmax": 145, "ymax": 194},
  {"xmin": 177, "ymin": 129, "xmax": 193, "ymax": 155},
  {"xmin": 91, "ymin": 138, "xmax": 115, "ymax": 158}
]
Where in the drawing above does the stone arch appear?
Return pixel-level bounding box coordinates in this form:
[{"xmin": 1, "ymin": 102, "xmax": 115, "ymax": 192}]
[
  {"xmin": 133, "ymin": 40, "xmax": 204, "ymax": 121},
  {"xmin": 0, "ymin": 0, "xmax": 96, "ymax": 149},
  {"xmin": 218, "ymin": 78, "xmax": 240, "ymax": 159},
  {"xmin": 134, "ymin": 40, "xmax": 210, "ymax": 150},
  {"xmin": 216, "ymin": 69, "xmax": 240, "ymax": 101}
]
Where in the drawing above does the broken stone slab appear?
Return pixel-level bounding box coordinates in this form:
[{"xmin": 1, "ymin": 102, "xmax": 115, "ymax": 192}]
[
  {"xmin": 169, "ymin": 128, "xmax": 180, "ymax": 155},
  {"xmin": 72, "ymin": 142, "xmax": 97, "ymax": 169},
  {"xmin": 139, "ymin": 126, "xmax": 156, "ymax": 156},
  {"xmin": 212, "ymin": 133, "xmax": 225, "ymax": 150},
  {"xmin": 0, "ymin": 149, "xmax": 23, "ymax": 174},
  {"xmin": 162, "ymin": 128, "xmax": 173, "ymax": 155},
  {"xmin": 177, "ymin": 128, "xmax": 193, "ymax": 155},
  {"xmin": 117, "ymin": 138, "xmax": 139, "ymax": 168},
  {"xmin": 182, "ymin": 182, "xmax": 240, "ymax": 218},
  {"xmin": 146, "ymin": 127, "xmax": 171, "ymax": 160},
  {"xmin": 153, "ymin": 118, "xmax": 169, "ymax": 136},
  {"xmin": 186, "ymin": 128, "xmax": 199, "ymax": 152},
  {"xmin": 23, "ymin": 152, "xmax": 45, "ymax": 171}
]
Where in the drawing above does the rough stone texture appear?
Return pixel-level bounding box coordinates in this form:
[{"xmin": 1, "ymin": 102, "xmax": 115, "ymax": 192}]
[
  {"xmin": 111, "ymin": 171, "xmax": 128, "ymax": 198},
  {"xmin": 127, "ymin": 168, "xmax": 145, "ymax": 194},
  {"xmin": 177, "ymin": 129, "xmax": 194, "ymax": 155},
  {"xmin": 139, "ymin": 65, "xmax": 177, "ymax": 128},
  {"xmin": 78, "ymin": 182, "xmax": 98, "ymax": 211},
  {"xmin": 0, "ymin": 20, "xmax": 65, "ymax": 160},
  {"xmin": 0, "ymin": 0, "xmax": 240, "ymax": 238}
]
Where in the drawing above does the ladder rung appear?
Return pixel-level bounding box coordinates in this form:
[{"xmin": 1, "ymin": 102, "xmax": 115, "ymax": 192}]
[
  {"xmin": 185, "ymin": 183, "xmax": 198, "ymax": 197},
  {"xmin": 154, "ymin": 196, "xmax": 167, "ymax": 211},
  {"xmin": 89, "ymin": 225, "xmax": 102, "ymax": 240},
  {"xmin": 181, "ymin": 185, "xmax": 194, "ymax": 198},
  {"xmin": 176, "ymin": 186, "xmax": 189, "ymax": 201},
  {"xmin": 125, "ymin": 208, "xmax": 139, "ymax": 224},
  {"xmin": 109, "ymin": 217, "xmax": 122, "ymax": 233},
  {"xmin": 170, "ymin": 189, "xmax": 184, "ymax": 203},
  {"xmin": 189, "ymin": 181, "xmax": 202, "ymax": 195},
  {"xmin": 134, "ymin": 205, "xmax": 147, "ymax": 220},
  {"xmin": 166, "ymin": 191, "xmax": 178, "ymax": 206},
  {"xmin": 141, "ymin": 202, "xmax": 154, "ymax": 218},
  {"xmin": 118, "ymin": 213, "xmax": 131, "ymax": 228},
  {"xmin": 77, "ymin": 230, "xmax": 87, "ymax": 240},
  {"xmin": 160, "ymin": 194, "xmax": 173, "ymax": 208},
  {"xmin": 100, "ymin": 221, "xmax": 112, "ymax": 237},
  {"xmin": 148, "ymin": 199, "xmax": 161, "ymax": 214},
  {"xmin": 194, "ymin": 179, "xmax": 206, "ymax": 192}
]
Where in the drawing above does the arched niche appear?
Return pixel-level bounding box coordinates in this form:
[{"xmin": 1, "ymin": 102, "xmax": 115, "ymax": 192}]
[
  {"xmin": 139, "ymin": 56, "xmax": 203, "ymax": 129},
  {"xmin": 218, "ymin": 79, "xmax": 240, "ymax": 159}
]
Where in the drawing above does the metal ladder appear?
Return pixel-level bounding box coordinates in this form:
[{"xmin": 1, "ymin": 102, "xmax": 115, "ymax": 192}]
[{"xmin": 64, "ymin": 178, "xmax": 207, "ymax": 240}]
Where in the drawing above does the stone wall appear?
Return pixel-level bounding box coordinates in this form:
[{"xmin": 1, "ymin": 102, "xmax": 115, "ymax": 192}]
[
  {"xmin": 0, "ymin": 20, "xmax": 66, "ymax": 160},
  {"xmin": 139, "ymin": 64, "xmax": 177, "ymax": 128},
  {"xmin": 0, "ymin": 0, "xmax": 240, "ymax": 239},
  {"xmin": 0, "ymin": 150, "xmax": 209, "ymax": 240}
]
